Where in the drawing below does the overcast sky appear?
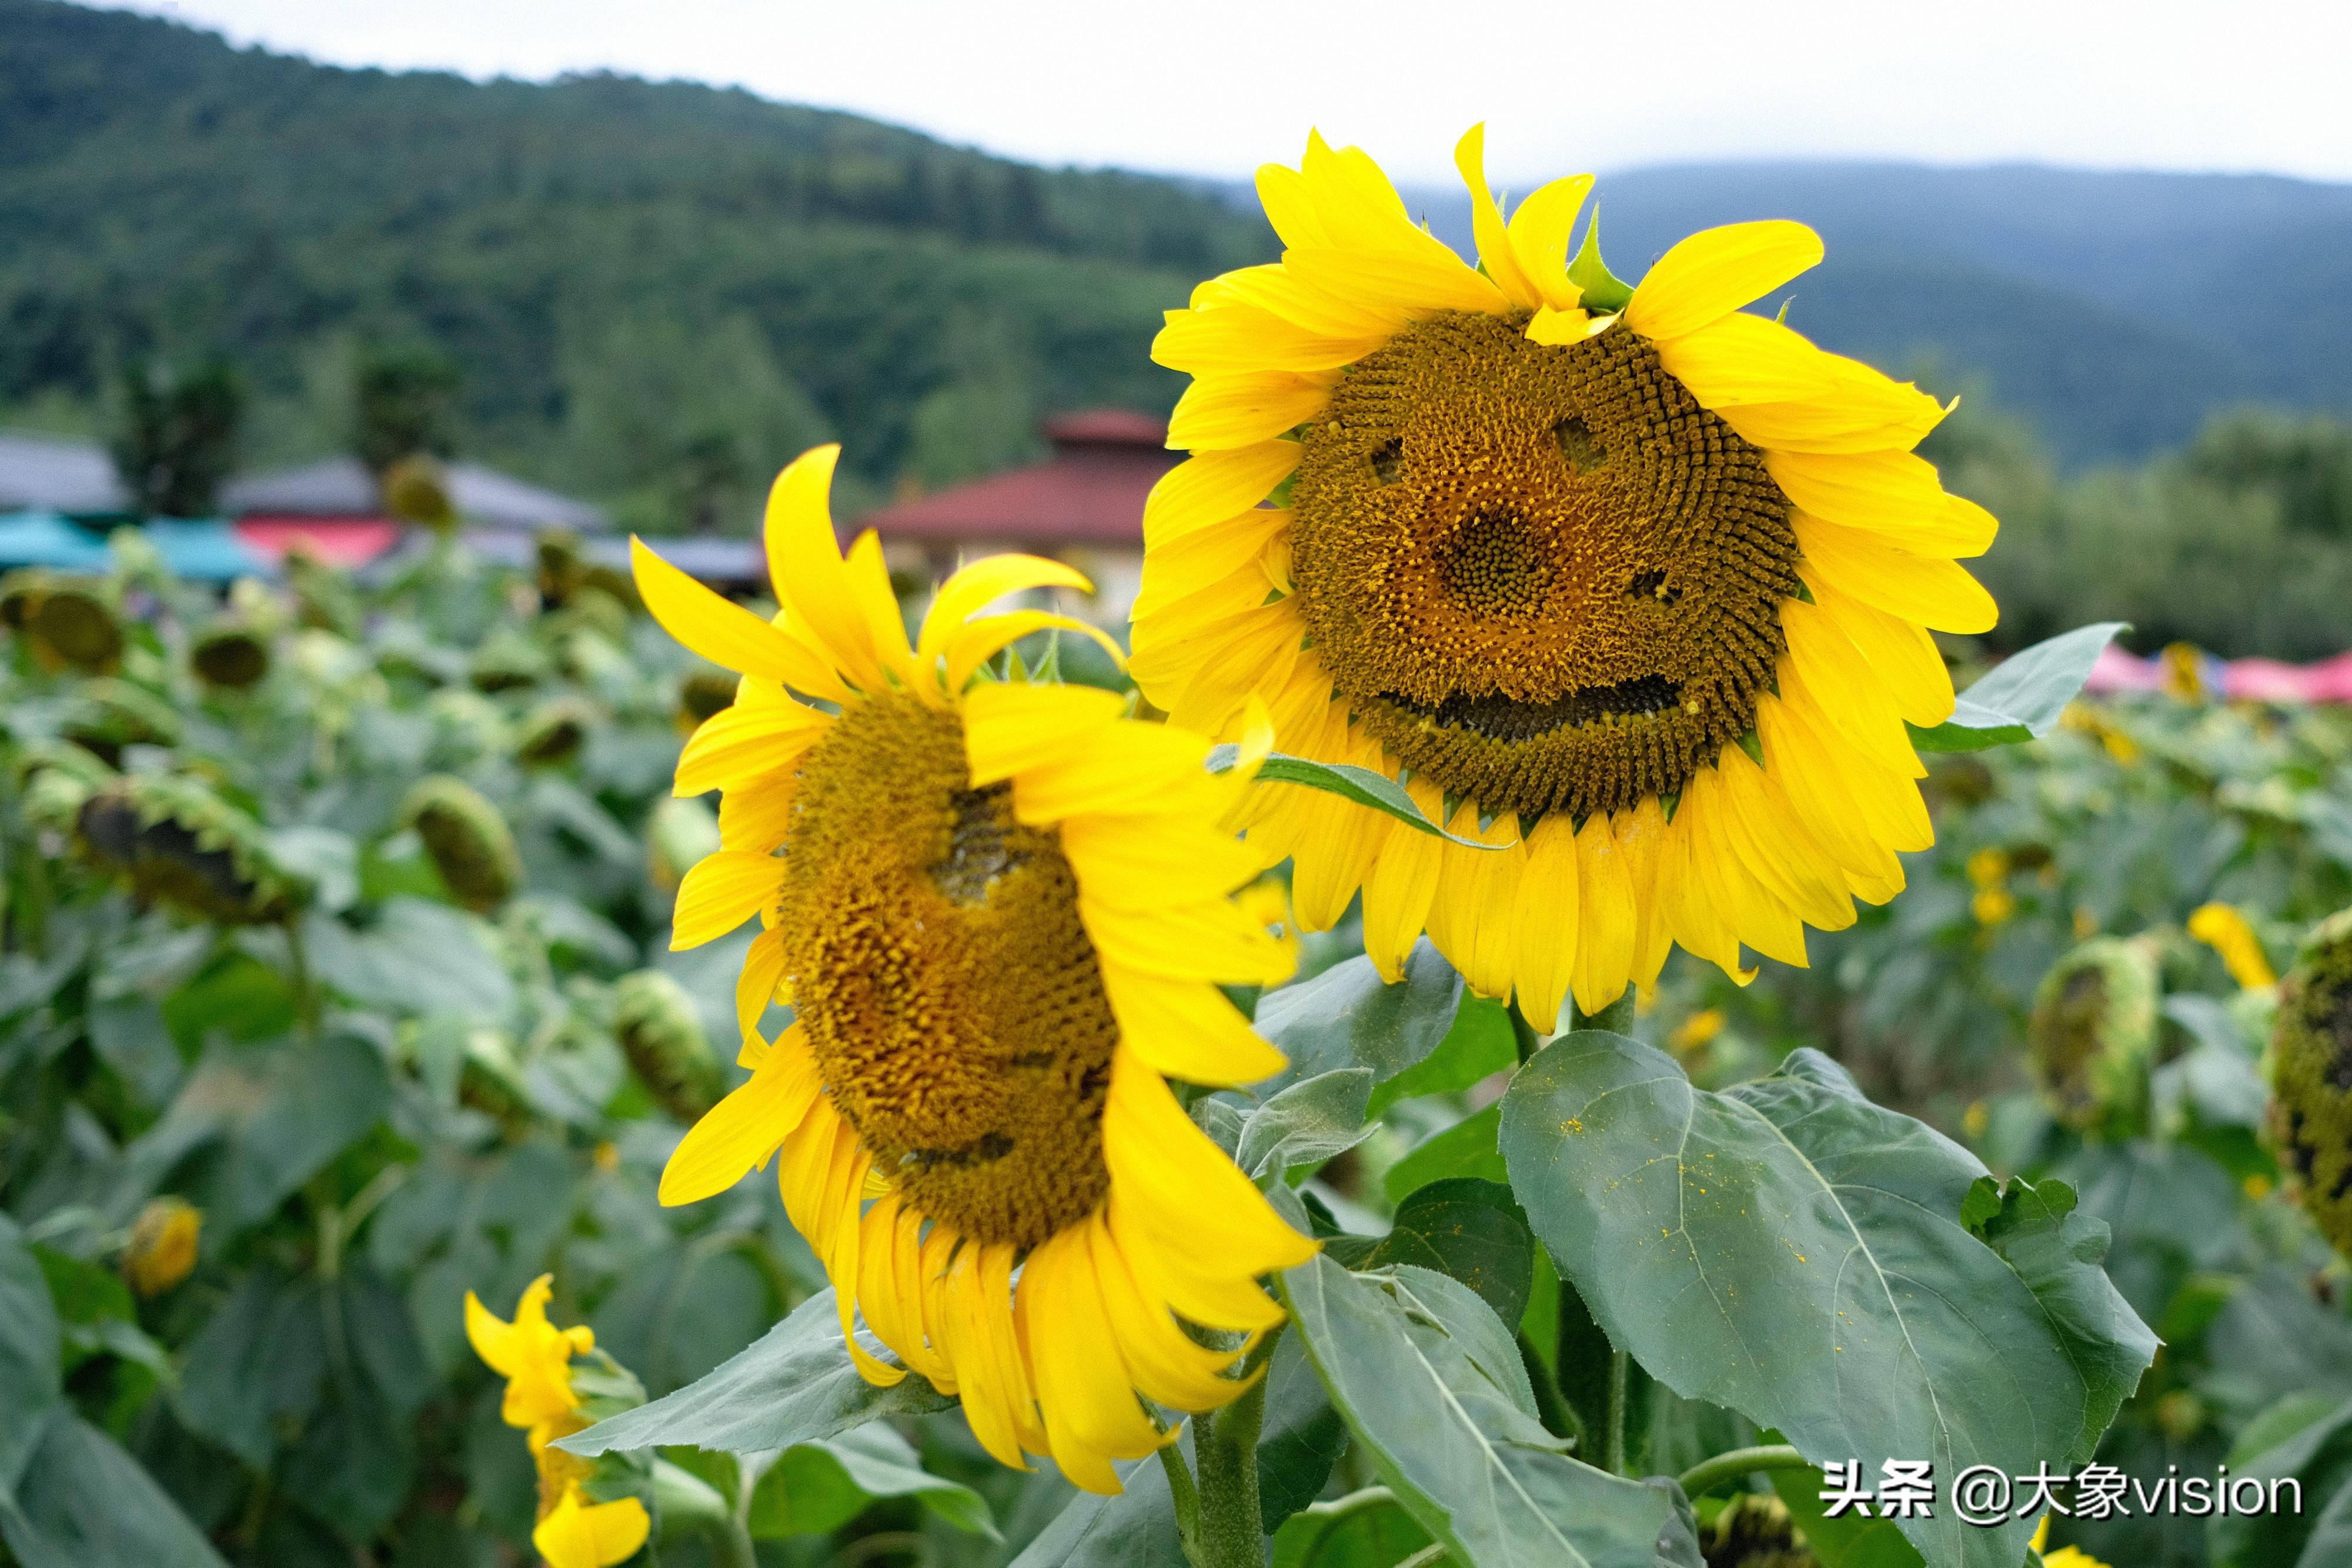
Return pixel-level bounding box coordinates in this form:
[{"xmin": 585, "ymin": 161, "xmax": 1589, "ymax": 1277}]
[{"xmin": 95, "ymin": 0, "xmax": 2352, "ymax": 186}]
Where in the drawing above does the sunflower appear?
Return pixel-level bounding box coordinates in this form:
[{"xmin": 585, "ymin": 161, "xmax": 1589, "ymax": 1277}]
[
  {"xmin": 634, "ymin": 445, "xmax": 1314, "ymax": 1494},
  {"xmin": 465, "ymin": 1276, "xmax": 652, "ymax": 1568},
  {"xmin": 1131, "ymin": 126, "xmax": 1998, "ymax": 1029}
]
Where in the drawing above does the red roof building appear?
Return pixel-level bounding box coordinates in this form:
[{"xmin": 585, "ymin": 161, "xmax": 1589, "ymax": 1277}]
[{"xmin": 860, "ymin": 410, "xmax": 1178, "ymax": 610}]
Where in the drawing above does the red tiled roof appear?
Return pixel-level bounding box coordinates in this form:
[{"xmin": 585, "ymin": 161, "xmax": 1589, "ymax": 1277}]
[{"xmin": 860, "ymin": 409, "xmax": 1178, "ymax": 549}]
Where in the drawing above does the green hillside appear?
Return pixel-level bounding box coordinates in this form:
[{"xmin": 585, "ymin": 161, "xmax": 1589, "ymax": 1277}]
[{"xmin": 0, "ymin": 0, "xmax": 1271, "ymax": 524}]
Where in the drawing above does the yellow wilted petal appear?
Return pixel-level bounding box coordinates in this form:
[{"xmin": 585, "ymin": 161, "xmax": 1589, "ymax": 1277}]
[
  {"xmin": 1505, "ymin": 173, "xmax": 1592, "ymax": 312},
  {"xmin": 1454, "ymin": 123, "xmax": 1544, "ymax": 312},
  {"xmin": 1624, "ymin": 220, "xmax": 1824, "ymax": 342}
]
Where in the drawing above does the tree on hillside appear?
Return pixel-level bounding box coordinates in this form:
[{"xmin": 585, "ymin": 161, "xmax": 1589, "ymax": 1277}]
[
  {"xmin": 353, "ymin": 346, "xmax": 460, "ymax": 474},
  {"xmin": 109, "ymin": 357, "xmax": 243, "ymax": 518}
]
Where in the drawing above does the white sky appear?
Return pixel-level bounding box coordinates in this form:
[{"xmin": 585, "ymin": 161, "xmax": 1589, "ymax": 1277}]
[{"xmin": 94, "ymin": 0, "xmax": 2352, "ymax": 186}]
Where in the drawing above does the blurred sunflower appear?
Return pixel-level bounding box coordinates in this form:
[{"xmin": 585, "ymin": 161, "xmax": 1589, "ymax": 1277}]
[
  {"xmin": 634, "ymin": 445, "xmax": 1314, "ymax": 1493},
  {"xmin": 466, "ymin": 1277, "xmax": 650, "ymax": 1568},
  {"xmin": 1131, "ymin": 126, "xmax": 1997, "ymax": 1029}
]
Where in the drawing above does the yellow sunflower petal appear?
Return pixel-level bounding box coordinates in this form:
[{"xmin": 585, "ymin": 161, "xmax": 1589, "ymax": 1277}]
[
  {"xmin": 1614, "ymin": 798, "xmax": 1675, "ymax": 992},
  {"xmin": 1765, "ymin": 450, "xmax": 1992, "ymax": 557},
  {"xmin": 1101, "ymin": 966, "xmax": 1285, "ymax": 1086},
  {"xmin": 630, "ymin": 537, "xmax": 847, "ymax": 703},
  {"xmin": 1084, "ymin": 896, "xmax": 1295, "ymax": 985},
  {"xmin": 1155, "ymin": 304, "xmax": 1389, "ymax": 375},
  {"xmin": 533, "ymin": 1492, "xmax": 650, "ymax": 1568},
  {"xmin": 940, "ymin": 1243, "xmax": 1043, "ymax": 1471},
  {"xmin": 1802, "ymin": 569, "xmax": 1957, "ymax": 726},
  {"xmin": 657, "ymin": 1027, "xmax": 820, "ymax": 1206},
  {"xmin": 1510, "ymin": 813, "xmax": 1581, "ymax": 1035},
  {"xmin": 1284, "ymin": 246, "xmax": 1508, "ymax": 319},
  {"xmin": 916, "ymin": 554, "xmax": 1093, "ymax": 667},
  {"xmin": 1624, "ymin": 220, "xmax": 1823, "ymax": 342},
  {"xmin": 674, "ymin": 697, "xmax": 830, "ymax": 797},
  {"xmin": 960, "ymin": 681, "xmax": 1127, "ymax": 783},
  {"xmin": 1505, "ymin": 173, "xmax": 1593, "ymax": 313},
  {"xmin": 734, "ymin": 925, "xmax": 787, "ymax": 1047},
  {"xmin": 669, "ymin": 849, "xmax": 779, "ymax": 950},
  {"xmin": 1569, "ymin": 809, "xmax": 1636, "ymax": 1019},
  {"xmin": 1168, "ymin": 372, "xmax": 1339, "ymax": 452},
  {"xmin": 1795, "ymin": 513, "xmax": 1998, "ymax": 633},
  {"xmin": 1143, "ymin": 443, "xmax": 1302, "ymax": 547},
  {"xmin": 763, "ymin": 446, "xmax": 887, "ymax": 691},
  {"xmin": 1018, "ymin": 1227, "xmax": 1168, "ymax": 1492},
  {"xmin": 1360, "ymin": 774, "xmax": 1445, "ymax": 983},
  {"xmin": 1193, "ymin": 263, "xmax": 1409, "ymax": 340},
  {"xmin": 1424, "ymin": 806, "xmax": 1526, "ymax": 1002},
  {"xmin": 1454, "ymin": 123, "xmax": 1545, "ymax": 312},
  {"xmin": 717, "ymin": 767, "xmax": 799, "ymax": 854},
  {"xmin": 1779, "ymin": 603, "xmax": 1923, "ymax": 778},
  {"xmin": 1650, "ymin": 311, "xmax": 1840, "ymax": 407},
  {"xmin": 943, "ymin": 611, "xmax": 1128, "ymax": 695},
  {"xmin": 1086, "ymin": 1215, "xmax": 1254, "ymax": 1411},
  {"xmin": 844, "ymin": 530, "xmax": 916, "ymax": 689},
  {"xmin": 1103, "ymin": 1054, "xmax": 1317, "ymax": 1272}
]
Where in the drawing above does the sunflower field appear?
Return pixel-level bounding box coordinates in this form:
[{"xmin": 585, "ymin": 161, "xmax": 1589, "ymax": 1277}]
[{"xmin": 8, "ymin": 128, "xmax": 2352, "ymax": 1568}]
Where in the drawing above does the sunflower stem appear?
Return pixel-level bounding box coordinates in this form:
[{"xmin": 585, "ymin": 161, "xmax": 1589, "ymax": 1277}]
[
  {"xmin": 1160, "ymin": 1440, "xmax": 1204, "ymax": 1562},
  {"xmin": 1508, "ymin": 1002, "xmax": 1544, "ymax": 1066},
  {"xmin": 1190, "ymin": 1326, "xmax": 1281, "ymax": 1568},
  {"xmin": 1674, "ymin": 1443, "xmax": 1812, "ymax": 1500},
  {"xmin": 1603, "ymin": 1347, "xmax": 1631, "ymax": 1476}
]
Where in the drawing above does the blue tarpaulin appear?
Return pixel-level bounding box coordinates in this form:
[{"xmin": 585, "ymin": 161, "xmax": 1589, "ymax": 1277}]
[
  {"xmin": 0, "ymin": 511, "xmax": 112, "ymax": 571},
  {"xmin": 0, "ymin": 512, "xmax": 269, "ymax": 581}
]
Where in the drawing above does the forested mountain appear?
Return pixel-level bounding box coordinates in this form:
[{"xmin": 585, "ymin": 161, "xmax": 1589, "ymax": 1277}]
[
  {"xmin": 0, "ymin": 0, "xmax": 1270, "ymax": 524},
  {"xmin": 5, "ymin": 0, "xmax": 2350, "ymax": 531}
]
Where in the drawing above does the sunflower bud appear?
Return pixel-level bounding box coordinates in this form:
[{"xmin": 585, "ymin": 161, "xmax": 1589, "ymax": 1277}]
[
  {"xmin": 469, "ymin": 628, "xmax": 552, "ymax": 693},
  {"xmin": 514, "ymin": 696, "xmax": 596, "ymax": 768},
  {"xmin": 2268, "ymin": 908, "xmax": 2352, "ymax": 1256},
  {"xmin": 190, "ymin": 618, "xmax": 273, "ymax": 691},
  {"xmin": 2027, "ymin": 935, "xmax": 2160, "ymax": 1134},
  {"xmin": 122, "ymin": 1197, "xmax": 202, "ymax": 1296},
  {"xmin": 2, "ymin": 570, "xmax": 124, "ymax": 674},
  {"xmin": 380, "ymin": 453, "xmax": 456, "ymax": 531},
  {"xmin": 676, "ymin": 668, "xmax": 737, "ymax": 732},
  {"xmin": 399, "ymin": 775, "xmax": 522, "ymax": 913},
  {"xmin": 644, "ymin": 797, "xmax": 721, "ymax": 895},
  {"xmin": 1700, "ymin": 1492, "xmax": 1816, "ymax": 1568},
  {"xmin": 611, "ymin": 969, "xmax": 721, "ymax": 1122},
  {"xmin": 536, "ymin": 527, "xmax": 588, "ymax": 606},
  {"xmin": 76, "ymin": 774, "xmax": 302, "ymax": 925}
]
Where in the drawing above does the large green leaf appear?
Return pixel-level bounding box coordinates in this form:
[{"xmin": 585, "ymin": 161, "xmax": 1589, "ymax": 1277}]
[
  {"xmin": 1278, "ymin": 1257, "xmax": 1688, "ymax": 1568},
  {"xmin": 147, "ymin": 1031, "xmax": 395, "ymax": 1232},
  {"xmin": 0, "ymin": 1412, "xmax": 230, "ymax": 1568},
  {"xmin": 176, "ymin": 1268, "xmax": 330, "ymax": 1469},
  {"xmin": 0, "ymin": 1215, "xmax": 62, "ymax": 1507},
  {"xmin": 1368, "ymin": 995, "xmax": 1515, "ymax": 1118},
  {"xmin": 2210, "ymin": 1395, "xmax": 2352, "ymax": 1568},
  {"xmin": 746, "ymin": 1422, "xmax": 997, "ymax": 1540},
  {"xmin": 1324, "ymin": 1178, "xmax": 1536, "ymax": 1330},
  {"xmin": 1907, "ymin": 623, "xmax": 2126, "ymax": 753},
  {"xmin": 1770, "ymin": 1466, "xmax": 1927, "ymax": 1568},
  {"xmin": 1251, "ymin": 942, "xmax": 1466, "ymax": 1097},
  {"xmin": 300, "ymin": 898, "xmax": 516, "ymax": 1021},
  {"xmin": 554, "ymin": 1288, "xmax": 951, "ymax": 1459},
  {"xmin": 1499, "ymin": 1037, "xmax": 2155, "ymax": 1568},
  {"xmin": 1237, "ymin": 1068, "xmax": 1374, "ymax": 1182},
  {"xmin": 1271, "ymin": 1486, "xmax": 1433, "ymax": 1568},
  {"xmin": 1384, "ymin": 1104, "xmax": 1508, "ymax": 1203},
  {"xmin": 1007, "ymin": 1454, "xmax": 1189, "ymax": 1568}
]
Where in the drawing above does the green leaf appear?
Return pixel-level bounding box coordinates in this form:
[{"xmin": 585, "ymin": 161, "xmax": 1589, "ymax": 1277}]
[
  {"xmin": 1271, "ymin": 1486, "xmax": 1433, "ymax": 1568},
  {"xmin": 0, "ymin": 1215, "xmax": 63, "ymax": 1507},
  {"xmin": 1206, "ymin": 748, "xmax": 1505, "ymax": 848},
  {"xmin": 148, "ymin": 1031, "xmax": 395, "ymax": 1233},
  {"xmin": 175, "ymin": 1268, "xmax": 329, "ymax": 1469},
  {"xmin": 0, "ymin": 1412, "xmax": 230, "ymax": 1567},
  {"xmin": 1368, "ymin": 994, "xmax": 1515, "ymax": 1118},
  {"xmin": 1278, "ymin": 1257, "xmax": 1686, "ymax": 1568},
  {"xmin": 1907, "ymin": 623, "xmax": 2127, "ymax": 753},
  {"xmin": 746, "ymin": 1422, "xmax": 998, "ymax": 1540},
  {"xmin": 1566, "ymin": 210, "xmax": 1636, "ymax": 315},
  {"xmin": 2210, "ymin": 1395, "xmax": 2352, "ymax": 1568},
  {"xmin": 300, "ymin": 898, "xmax": 516, "ymax": 1021},
  {"xmin": 554, "ymin": 1288, "xmax": 951, "ymax": 1459},
  {"xmin": 1256, "ymin": 1330, "xmax": 1350, "ymax": 1533},
  {"xmin": 1384, "ymin": 1102, "xmax": 1508, "ymax": 1203},
  {"xmin": 1499, "ymin": 1037, "xmax": 2156, "ymax": 1568},
  {"xmin": 1238, "ymin": 1068, "xmax": 1374, "ymax": 1182},
  {"xmin": 1325, "ymin": 1178, "xmax": 1535, "ymax": 1330},
  {"xmin": 1007, "ymin": 1454, "xmax": 1190, "ymax": 1567},
  {"xmin": 1252, "ymin": 942, "xmax": 1466, "ymax": 1097}
]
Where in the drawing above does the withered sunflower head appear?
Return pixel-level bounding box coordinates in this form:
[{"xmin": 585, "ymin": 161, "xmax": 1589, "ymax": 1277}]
[
  {"xmin": 399, "ymin": 774, "xmax": 523, "ymax": 912},
  {"xmin": 2269, "ymin": 907, "xmax": 2352, "ymax": 1256},
  {"xmin": 191, "ymin": 619, "xmax": 274, "ymax": 690},
  {"xmin": 2028, "ymin": 935, "xmax": 2160, "ymax": 1135},
  {"xmin": 76, "ymin": 774, "xmax": 302, "ymax": 925},
  {"xmin": 514, "ymin": 696, "xmax": 597, "ymax": 768},
  {"xmin": 610, "ymin": 969, "xmax": 722, "ymax": 1122}
]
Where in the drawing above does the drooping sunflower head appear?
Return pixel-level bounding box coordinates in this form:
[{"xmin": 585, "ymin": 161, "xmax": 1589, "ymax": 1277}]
[
  {"xmin": 610, "ymin": 968, "xmax": 722, "ymax": 1122},
  {"xmin": 2027, "ymin": 935, "xmax": 2160, "ymax": 1135},
  {"xmin": 190, "ymin": 618, "xmax": 274, "ymax": 691},
  {"xmin": 1132, "ymin": 127, "xmax": 1997, "ymax": 1029},
  {"xmin": 2269, "ymin": 908, "xmax": 2352, "ymax": 1255},
  {"xmin": 76, "ymin": 773, "xmax": 303, "ymax": 926},
  {"xmin": 399, "ymin": 774, "xmax": 523, "ymax": 912},
  {"xmin": 1700, "ymin": 1492, "xmax": 1816, "ymax": 1568},
  {"xmin": 633, "ymin": 445, "xmax": 1315, "ymax": 1493}
]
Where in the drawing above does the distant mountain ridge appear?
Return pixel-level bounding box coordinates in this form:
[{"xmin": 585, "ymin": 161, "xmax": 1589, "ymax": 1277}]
[{"xmin": 4, "ymin": 0, "xmax": 2347, "ymax": 522}]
